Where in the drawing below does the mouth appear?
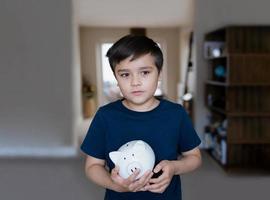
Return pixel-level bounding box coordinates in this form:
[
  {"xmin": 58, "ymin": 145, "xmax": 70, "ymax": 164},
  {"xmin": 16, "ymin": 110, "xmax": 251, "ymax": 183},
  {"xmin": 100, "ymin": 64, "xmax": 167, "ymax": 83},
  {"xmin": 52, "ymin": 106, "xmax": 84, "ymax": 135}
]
[{"xmin": 131, "ymin": 91, "xmax": 144, "ymax": 96}]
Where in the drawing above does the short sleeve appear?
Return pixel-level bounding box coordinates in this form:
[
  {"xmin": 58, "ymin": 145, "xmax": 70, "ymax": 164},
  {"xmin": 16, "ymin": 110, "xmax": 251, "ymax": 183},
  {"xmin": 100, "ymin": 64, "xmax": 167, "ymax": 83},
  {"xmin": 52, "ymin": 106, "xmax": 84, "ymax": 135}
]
[
  {"xmin": 80, "ymin": 109, "xmax": 106, "ymax": 159},
  {"xmin": 178, "ymin": 108, "xmax": 201, "ymax": 153}
]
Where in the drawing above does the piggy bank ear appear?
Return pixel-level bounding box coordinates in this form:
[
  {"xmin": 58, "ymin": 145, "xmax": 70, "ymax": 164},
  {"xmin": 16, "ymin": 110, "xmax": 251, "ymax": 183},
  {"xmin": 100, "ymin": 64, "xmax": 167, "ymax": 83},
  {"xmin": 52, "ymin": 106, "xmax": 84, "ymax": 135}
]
[
  {"xmin": 109, "ymin": 151, "xmax": 121, "ymax": 164},
  {"xmin": 133, "ymin": 140, "xmax": 146, "ymax": 151}
]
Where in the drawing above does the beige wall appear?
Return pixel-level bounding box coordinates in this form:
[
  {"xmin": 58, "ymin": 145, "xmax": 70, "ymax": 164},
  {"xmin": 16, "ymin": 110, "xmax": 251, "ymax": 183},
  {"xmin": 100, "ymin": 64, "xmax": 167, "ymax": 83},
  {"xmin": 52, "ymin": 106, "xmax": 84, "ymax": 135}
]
[
  {"xmin": 80, "ymin": 27, "xmax": 129, "ymax": 106},
  {"xmin": 194, "ymin": 0, "xmax": 270, "ymax": 137},
  {"xmin": 147, "ymin": 28, "xmax": 180, "ymax": 101},
  {"xmin": 80, "ymin": 27, "xmax": 129, "ymax": 91},
  {"xmin": 80, "ymin": 27, "xmax": 181, "ymax": 107}
]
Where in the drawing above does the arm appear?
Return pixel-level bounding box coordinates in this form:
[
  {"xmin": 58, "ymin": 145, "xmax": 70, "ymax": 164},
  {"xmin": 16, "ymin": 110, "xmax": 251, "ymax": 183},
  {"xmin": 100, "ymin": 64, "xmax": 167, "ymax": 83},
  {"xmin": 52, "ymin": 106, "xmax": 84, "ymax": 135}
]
[
  {"xmin": 171, "ymin": 147, "xmax": 202, "ymax": 175},
  {"xmin": 145, "ymin": 147, "xmax": 202, "ymax": 193},
  {"xmin": 84, "ymin": 155, "xmax": 124, "ymax": 192},
  {"xmin": 85, "ymin": 155, "xmax": 153, "ymax": 192}
]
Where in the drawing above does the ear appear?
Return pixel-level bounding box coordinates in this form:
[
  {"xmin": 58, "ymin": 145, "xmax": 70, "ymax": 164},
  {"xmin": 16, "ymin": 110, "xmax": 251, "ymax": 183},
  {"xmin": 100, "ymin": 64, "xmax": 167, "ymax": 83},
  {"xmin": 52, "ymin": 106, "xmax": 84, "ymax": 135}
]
[
  {"xmin": 109, "ymin": 151, "xmax": 121, "ymax": 164},
  {"xmin": 133, "ymin": 140, "xmax": 146, "ymax": 151},
  {"xmin": 158, "ymin": 70, "xmax": 162, "ymax": 81}
]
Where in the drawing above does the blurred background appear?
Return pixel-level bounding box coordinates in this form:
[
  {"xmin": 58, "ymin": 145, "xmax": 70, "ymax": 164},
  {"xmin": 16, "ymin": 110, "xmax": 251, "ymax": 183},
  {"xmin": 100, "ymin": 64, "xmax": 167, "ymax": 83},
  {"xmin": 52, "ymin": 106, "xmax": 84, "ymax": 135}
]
[{"xmin": 0, "ymin": 0, "xmax": 270, "ymax": 199}]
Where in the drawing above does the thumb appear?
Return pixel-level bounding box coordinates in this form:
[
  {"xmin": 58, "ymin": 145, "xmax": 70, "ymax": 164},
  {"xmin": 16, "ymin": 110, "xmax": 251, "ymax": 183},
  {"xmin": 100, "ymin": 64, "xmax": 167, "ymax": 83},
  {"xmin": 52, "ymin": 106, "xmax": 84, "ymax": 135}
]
[
  {"xmin": 153, "ymin": 161, "xmax": 166, "ymax": 173},
  {"xmin": 111, "ymin": 165, "xmax": 120, "ymax": 176},
  {"xmin": 114, "ymin": 165, "xmax": 120, "ymax": 172}
]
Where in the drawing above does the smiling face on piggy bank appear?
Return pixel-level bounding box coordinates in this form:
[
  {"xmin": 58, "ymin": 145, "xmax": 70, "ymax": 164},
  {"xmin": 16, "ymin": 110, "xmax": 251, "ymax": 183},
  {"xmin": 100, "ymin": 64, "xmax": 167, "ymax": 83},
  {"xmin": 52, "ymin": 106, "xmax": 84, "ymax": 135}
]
[{"xmin": 109, "ymin": 140, "xmax": 155, "ymax": 179}]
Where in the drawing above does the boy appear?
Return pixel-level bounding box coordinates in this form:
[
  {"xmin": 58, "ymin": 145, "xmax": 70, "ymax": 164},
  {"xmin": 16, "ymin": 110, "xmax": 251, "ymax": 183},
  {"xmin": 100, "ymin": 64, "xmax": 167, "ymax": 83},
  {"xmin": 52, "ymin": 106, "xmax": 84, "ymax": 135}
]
[{"xmin": 81, "ymin": 35, "xmax": 202, "ymax": 200}]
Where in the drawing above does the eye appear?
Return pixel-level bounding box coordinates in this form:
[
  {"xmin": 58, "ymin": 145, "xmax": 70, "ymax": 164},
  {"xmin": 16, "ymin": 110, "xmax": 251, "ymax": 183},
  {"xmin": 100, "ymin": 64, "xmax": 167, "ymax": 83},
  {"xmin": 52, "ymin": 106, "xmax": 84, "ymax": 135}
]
[
  {"xmin": 126, "ymin": 144, "xmax": 129, "ymax": 146},
  {"xmin": 124, "ymin": 157, "xmax": 126, "ymax": 160},
  {"xmin": 141, "ymin": 71, "xmax": 150, "ymax": 76},
  {"xmin": 120, "ymin": 73, "xmax": 129, "ymax": 78},
  {"xmin": 132, "ymin": 154, "xmax": 134, "ymax": 157}
]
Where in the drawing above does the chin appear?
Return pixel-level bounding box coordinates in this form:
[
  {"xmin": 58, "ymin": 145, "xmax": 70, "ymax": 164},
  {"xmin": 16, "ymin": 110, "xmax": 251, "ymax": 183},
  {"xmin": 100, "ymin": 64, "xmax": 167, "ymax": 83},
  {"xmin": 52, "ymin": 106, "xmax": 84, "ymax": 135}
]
[{"xmin": 131, "ymin": 97, "xmax": 153, "ymax": 105}]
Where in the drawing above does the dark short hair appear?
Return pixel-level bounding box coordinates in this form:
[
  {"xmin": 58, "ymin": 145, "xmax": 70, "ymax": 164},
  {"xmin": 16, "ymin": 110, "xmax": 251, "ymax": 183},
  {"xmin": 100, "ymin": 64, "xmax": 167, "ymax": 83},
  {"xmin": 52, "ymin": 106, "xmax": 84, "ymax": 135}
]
[{"xmin": 106, "ymin": 34, "xmax": 163, "ymax": 73}]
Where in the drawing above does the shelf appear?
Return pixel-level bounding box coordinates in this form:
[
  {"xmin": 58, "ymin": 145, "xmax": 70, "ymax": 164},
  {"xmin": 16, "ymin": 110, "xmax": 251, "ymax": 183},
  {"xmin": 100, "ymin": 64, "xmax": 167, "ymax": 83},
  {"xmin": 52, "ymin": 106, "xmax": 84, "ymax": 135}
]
[
  {"xmin": 228, "ymin": 83, "xmax": 270, "ymax": 87},
  {"xmin": 227, "ymin": 53, "xmax": 270, "ymax": 57},
  {"xmin": 204, "ymin": 26, "xmax": 270, "ymax": 171},
  {"xmin": 205, "ymin": 54, "xmax": 227, "ymax": 60},
  {"xmin": 207, "ymin": 106, "xmax": 270, "ymax": 117},
  {"xmin": 206, "ymin": 80, "xmax": 270, "ymax": 87},
  {"xmin": 208, "ymin": 106, "xmax": 226, "ymax": 114},
  {"xmin": 228, "ymin": 112, "xmax": 270, "ymax": 117},
  {"xmin": 228, "ymin": 140, "xmax": 270, "ymax": 144},
  {"xmin": 206, "ymin": 80, "xmax": 227, "ymax": 86}
]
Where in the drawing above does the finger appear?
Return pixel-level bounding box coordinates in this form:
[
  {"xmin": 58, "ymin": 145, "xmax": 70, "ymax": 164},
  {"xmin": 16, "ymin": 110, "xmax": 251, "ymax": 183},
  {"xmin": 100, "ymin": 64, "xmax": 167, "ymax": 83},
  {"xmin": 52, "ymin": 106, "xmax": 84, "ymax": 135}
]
[
  {"xmin": 138, "ymin": 186, "xmax": 147, "ymax": 192},
  {"xmin": 149, "ymin": 172, "xmax": 166, "ymax": 184},
  {"xmin": 130, "ymin": 170, "xmax": 150, "ymax": 191},
  {"xmin": 111, "ymin": 167, "xmax": 119, "ymax": 177},
  {"xmin": 148, "ymin": 182, "xmax": 168, "ymax": 193},
  {"xmin": 138, "ymin": 182, "xmax": 150, "ymax": 191},
  {"xmin": 153, "ymin": 161, "xmax": 165, "ymax": 173},
  {"xmin": 144, "ymin": 171, "xmax": 154, "ymax": 185},
  {"xmin": 111, "ymin": 166, "xmax": 128, "ymax": 186},
  {"xmin": 148, "ymin": 185, "xmax": 167, "ymax": 193},
  {"xmin": 138, "ymin": 170, "xmax": 152, "ymax": 184},
  {"xmin": 112, "ymin": 165, "xmax": 121, "ymax": 174},
  {"xmin": 146, "ymin": 179, "xmax": 168, "ymax": 191},
  {"xmin": 137, "ymin": 171, "xmax": 154, "ymax": 191},
  {"xmin": 137, "ymin": 179, "xmax": 152, "ymax": 192},
  {"xmin": 133, "ymin": 170, "xmax": 153, "ymax": 191},
  {"xmin": 126, "ymin": 168, "xmax": 140, "ymax": 183}
]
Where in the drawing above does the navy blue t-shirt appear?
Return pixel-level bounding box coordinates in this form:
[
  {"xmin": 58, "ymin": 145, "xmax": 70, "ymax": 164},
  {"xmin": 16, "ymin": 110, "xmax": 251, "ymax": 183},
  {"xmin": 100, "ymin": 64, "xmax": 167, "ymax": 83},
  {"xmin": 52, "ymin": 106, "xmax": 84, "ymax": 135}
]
[{"xmin": 81, "ymin": 99, "xmax": 201, "ymax": 200}]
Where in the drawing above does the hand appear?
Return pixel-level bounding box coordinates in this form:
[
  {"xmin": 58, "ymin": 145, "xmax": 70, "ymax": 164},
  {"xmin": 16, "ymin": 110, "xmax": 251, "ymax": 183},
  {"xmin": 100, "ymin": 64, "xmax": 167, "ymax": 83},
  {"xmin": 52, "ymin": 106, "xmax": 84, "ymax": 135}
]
[
  {"xmin": 145, "ymin": 160, "xmax": 175, "ymax": 193},
  {"xmin": 111, "ymin": 166, "xmax": 153, "ymax": 192}
]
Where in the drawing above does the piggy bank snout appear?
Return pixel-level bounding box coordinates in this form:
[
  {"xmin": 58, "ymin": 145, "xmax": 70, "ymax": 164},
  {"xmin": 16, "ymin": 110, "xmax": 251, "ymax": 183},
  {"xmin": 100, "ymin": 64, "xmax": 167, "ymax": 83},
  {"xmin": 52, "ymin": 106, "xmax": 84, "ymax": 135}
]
[{"xmin": 127, "ymin": 162, "xmax": 143, "ymax": 176}]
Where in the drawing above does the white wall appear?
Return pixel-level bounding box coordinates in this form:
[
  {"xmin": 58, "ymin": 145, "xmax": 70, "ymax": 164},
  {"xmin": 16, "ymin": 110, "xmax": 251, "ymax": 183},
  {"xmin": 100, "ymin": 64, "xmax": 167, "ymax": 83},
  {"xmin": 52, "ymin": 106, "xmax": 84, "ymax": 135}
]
[
  {"xmin": 178, "ymin": 27, "xmax": 193, "ymax": 103},
  {"xmin": 72, "ymin": 0, "xmax": 83, "ymax": 148},
  {"xmin": 194, "ymin": 0, "xmax": 270, "ymax": 137},
  {"xmin": 0, "ymin": 0, "xmax": 75, "ymax": 155}
]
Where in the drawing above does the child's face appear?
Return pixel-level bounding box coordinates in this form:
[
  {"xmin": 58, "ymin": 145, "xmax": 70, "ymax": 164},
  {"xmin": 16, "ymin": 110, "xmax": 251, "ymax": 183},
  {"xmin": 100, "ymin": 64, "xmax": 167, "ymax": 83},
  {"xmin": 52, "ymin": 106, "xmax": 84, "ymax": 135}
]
[{"xmin": 114, "ymin": 53, "xmax": 160, "ymax": 108}]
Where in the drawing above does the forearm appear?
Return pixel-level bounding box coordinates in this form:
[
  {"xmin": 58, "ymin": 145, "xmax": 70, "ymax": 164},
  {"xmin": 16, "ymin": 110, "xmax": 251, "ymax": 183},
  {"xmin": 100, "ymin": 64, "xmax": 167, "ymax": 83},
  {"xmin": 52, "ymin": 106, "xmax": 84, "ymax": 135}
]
[
  {"xmin": 86, "ymin": 164, "xmax": 126, "ymax": 192},
  {"xmin": 171, "ymin": 153, "xmax": 202, "ymax": 175}
]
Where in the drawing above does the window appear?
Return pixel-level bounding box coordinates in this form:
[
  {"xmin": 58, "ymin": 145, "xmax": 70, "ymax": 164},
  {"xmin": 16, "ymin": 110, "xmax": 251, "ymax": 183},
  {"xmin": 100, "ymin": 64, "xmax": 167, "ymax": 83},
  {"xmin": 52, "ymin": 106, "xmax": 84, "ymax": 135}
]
[{"xmin": 101, "ymin": 43, "xmax": 122, "ymax": 104}]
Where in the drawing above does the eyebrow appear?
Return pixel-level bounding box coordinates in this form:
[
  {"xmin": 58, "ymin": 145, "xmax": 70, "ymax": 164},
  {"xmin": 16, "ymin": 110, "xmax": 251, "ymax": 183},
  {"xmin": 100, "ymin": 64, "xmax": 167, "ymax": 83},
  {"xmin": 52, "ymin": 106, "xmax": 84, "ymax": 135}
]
[{"xmin": 117, "ymin": 66, "xmax": 154, "ymax": 73}]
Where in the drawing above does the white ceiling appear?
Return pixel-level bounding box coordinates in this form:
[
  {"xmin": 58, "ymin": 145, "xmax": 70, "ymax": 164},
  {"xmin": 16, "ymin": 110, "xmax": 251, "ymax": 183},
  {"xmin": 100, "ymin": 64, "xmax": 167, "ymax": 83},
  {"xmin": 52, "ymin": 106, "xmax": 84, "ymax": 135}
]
[{"xmin": 74, "ymin": 0, "xmax": 194, "ymax": 27}]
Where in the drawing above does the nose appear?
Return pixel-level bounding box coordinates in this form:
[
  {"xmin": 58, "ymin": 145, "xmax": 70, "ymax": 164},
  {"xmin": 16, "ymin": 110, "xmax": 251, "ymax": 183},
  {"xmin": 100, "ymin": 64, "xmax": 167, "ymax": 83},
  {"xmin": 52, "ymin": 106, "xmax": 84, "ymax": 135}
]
[
  {"xmin": 127, "ymin": 162, "xmax": 142, "ymax": 176},
  {"xmin": 131, "ymin": 75, "xmax": 141, "ymax": 86}
]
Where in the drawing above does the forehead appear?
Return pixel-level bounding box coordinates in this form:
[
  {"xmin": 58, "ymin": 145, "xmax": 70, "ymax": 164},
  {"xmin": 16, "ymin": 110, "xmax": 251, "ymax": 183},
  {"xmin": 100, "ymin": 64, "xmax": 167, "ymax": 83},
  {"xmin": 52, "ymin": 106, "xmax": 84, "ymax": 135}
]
[{"xmin": 116, "ymin": 53, "xmax": 156, "ymax": 71}]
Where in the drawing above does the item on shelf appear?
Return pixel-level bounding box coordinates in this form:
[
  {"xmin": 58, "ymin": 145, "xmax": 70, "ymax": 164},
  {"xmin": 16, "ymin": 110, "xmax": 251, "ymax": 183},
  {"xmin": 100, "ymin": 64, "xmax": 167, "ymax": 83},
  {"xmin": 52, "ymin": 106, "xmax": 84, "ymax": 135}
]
[
  {"xmin": 207, "ymin": 94, "xmax": 213, "ymax": 106},
  {"xmin": 211, "ymin": 137, "xmax": 227, "ymax": 165},
  {"xmin": 214, "ymin": 65, "xmax": 226, "ymax": 81},
  {"xmin": 204, "ymin": 126, "xmax": 214, "ymax": 149},
  {"xmin": 217, "ymin": 127, "xmax": 227, "ymax": 137},
  {"xmin": 221, "ymin": 140, "xmax": 227, "ymax": 165},
  {"xmin": 82, "ymin": 77, "xmax": 96, "ymax": 118},
  {"xmin": 212, "ymin": 98, "xmax": 225, "ymax": 109},
  {"xmin": 204, "ymin": 41, "xmax": 225, "ymax": 58}
]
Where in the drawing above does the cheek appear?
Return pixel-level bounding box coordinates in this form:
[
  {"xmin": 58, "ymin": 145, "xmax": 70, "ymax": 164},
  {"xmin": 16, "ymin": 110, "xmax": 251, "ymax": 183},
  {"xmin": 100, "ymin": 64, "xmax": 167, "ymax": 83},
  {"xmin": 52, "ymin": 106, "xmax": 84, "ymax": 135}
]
[
  {"xmin": 118, "ymin": 82, "xmax": 129, "ymax": 92},
  {"xmin": 115, "ymin": 77, "xmax": 128, "ymax": 88},
  {"xmin": 146, "ymin": 77, "xmax": 159, "ymax": 88}
]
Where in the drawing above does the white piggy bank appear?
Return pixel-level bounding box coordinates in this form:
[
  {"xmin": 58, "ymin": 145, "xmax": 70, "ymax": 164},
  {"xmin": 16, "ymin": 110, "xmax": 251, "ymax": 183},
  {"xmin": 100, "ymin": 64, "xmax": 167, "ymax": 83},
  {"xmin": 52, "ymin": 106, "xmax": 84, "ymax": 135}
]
[{"xmin": 109, "ymin": 140, "xmax": 155, "ymax": 179}]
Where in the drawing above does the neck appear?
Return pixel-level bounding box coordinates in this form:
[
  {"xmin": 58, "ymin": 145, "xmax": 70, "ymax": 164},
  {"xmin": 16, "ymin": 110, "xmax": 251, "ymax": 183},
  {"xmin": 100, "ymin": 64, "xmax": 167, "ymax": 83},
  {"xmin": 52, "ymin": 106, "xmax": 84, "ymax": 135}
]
[{"xmin": 123, "ymin": 98, "xmax": 160, "ymax": 112}]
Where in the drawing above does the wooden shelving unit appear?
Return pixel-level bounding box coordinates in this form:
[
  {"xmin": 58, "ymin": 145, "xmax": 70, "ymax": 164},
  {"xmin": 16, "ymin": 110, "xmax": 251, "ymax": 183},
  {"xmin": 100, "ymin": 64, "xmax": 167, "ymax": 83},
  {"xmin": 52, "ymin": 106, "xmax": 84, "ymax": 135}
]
[{"xmin": 203, "ymin": 26, "xmax": 270, "ymax": 170}]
